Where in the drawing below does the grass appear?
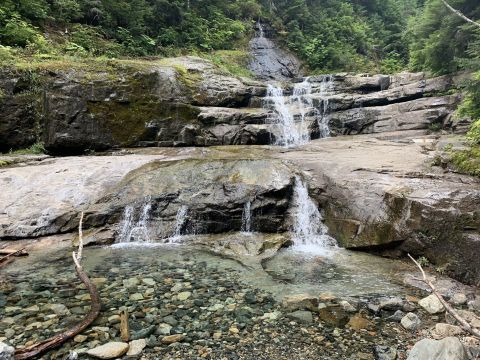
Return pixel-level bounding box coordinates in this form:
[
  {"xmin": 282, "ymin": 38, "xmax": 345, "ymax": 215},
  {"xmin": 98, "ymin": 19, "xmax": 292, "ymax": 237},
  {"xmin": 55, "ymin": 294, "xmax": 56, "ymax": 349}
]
[
  {"xmin": 200, "ymin": 50, "xmax": 253, "ymax": 78},
  {"xmin": 9, "ymin": 142, "xmax": 46, "ymax": 155}
]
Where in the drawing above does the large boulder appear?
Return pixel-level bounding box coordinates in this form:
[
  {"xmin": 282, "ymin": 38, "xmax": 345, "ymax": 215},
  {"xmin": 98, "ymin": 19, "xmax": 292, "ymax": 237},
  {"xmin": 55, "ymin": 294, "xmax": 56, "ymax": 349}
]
[
  {"xmin": 407, "ymin": 337, "xmax": 468, "ymax": 360},
  {"xmin": 89, "ymin": 158, "xmax": 295, "ymax": 238}
]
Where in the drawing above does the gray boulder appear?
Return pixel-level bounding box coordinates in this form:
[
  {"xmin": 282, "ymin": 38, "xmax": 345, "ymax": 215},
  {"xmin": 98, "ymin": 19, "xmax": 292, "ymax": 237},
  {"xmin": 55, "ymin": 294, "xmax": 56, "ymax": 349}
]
[{"xmin": 407, "ymin": 337, "xmax": 468, "ymax": 360}]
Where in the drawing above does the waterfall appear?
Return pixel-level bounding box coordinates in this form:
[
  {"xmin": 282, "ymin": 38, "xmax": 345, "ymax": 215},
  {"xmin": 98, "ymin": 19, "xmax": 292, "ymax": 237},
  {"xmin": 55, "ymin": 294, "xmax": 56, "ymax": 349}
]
[
  {"xmin": 317, "ymin": 75, "xmax": 334, "ymax": 138},
  {"xmin": 291, "ymin": 176, "xmax": 336, "ymax": 252},
  {"xmin": 169, "ymin": 205, "xmax": 189, "ymax": 243},
  {"xmin": 265, "ymin": 76, "xmax": 335, "ymax": 146},
  {"xmin": 241, "ymin": 201, "xmax": 253, "ymax": 233},
  {"xmin": 257, "ymin": 21, "xmax": 264, "ymax": 38},
  {"xmin": 266, "ymin": 79, "xmax": 313, "ymax": 147},
  {"xmin": 117, "ymin": 198, "xmax": 152, "ymax": 243}
]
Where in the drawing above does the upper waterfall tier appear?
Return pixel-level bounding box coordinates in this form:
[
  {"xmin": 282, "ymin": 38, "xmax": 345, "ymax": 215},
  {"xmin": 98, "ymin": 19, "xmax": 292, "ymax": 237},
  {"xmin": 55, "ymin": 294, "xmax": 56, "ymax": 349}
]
[{"xmin": 0, "ymin": 56, "xmax": 469, "ymax": 154}]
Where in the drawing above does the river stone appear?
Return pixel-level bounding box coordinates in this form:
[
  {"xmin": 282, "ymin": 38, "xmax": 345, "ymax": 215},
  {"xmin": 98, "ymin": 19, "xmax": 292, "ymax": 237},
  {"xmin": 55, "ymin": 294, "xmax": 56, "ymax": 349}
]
[
  {"xmin": 418, "ymin": 295, "xmax": 445, "ymax": 314},
  {"xmin": 141, "ymin": 278, "xmax": 156, "ymax": 286},
  {"xmin": 161, "ymin": 334, "xmax": 185, "ymax": 344},
  {"xmin": 48, "ymin": 303, "xmax": 71, "ymax": 316},
  {"xmin": 129, "ymin": 293, "xmax": 144, "ymax": 301},
  {"xmin": 156, "ymin": 323, "xmax": 172, "ymax": 336},
  {"xmin": 318, "ymin": 306, "xmax": 349, "ymax": 328},
  {"xmin": 177, "ymin": 291, "xmax": 192, "ymax": 301},
  {"xmin": 407, "ymin": 337, "xmax": 468, "ymax": 360},
  {"xmin": 374, "ymin": 345, "xmax": 397, "ymax": 360},
  {"xmin": 401, "ymin": 312, "xmax": 421, "ymax": 331},
  {"xmin": 86, "ymin": 342, "xmax": 129, "ymax": 359},
  {"xmin": 286, "ymin": 310, "xmax": 313, "ymax": 324},
  {"xmin": 387, "ymin": 310, "xmax": 405, "ymax": 323},
  {"xmin": 282, "ymin": 294, "xmax": 319, "ymax": 312},
  {"xmin": 433, "ymin": 323, "xmax": 464, "ymax": 339},
  {"xmin": 379, "ymin": 297, "xmax": 404, "ymax": 311},
  {"xmin": 347, "ymin": 315, "xmax": 373, "ymax": 331},
  {"xmin": 0, "ymin": 342, "xmax": 15, "ymax": 360},
  {"xmin": 127, "ymin": 339, "xmax": 147, "ymax": 356},
  {"xmin": 451, "ymin": 293, "xmax": 468, "ymax": 306}
]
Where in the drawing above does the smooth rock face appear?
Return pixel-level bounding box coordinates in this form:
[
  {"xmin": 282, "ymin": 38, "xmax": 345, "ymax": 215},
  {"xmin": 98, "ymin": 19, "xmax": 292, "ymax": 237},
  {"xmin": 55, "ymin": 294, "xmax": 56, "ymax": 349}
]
[
  {"xmin": 407, "ymin": 337, "xmax": 468, "ymax": 360},
  {"xmin": 401, "ymin": 313, "xmax": 421, "ymax": 331},
  {"xmin": 86, "ymin": 342, "xmax": 129, "ymax": 359},
  {"xmin": 278, "ymin": 134, "xmax": 480, "ymax": 285},
  {"xmin": 0, "ymin": 342, "xmax": 15, "ymax": 360},
  {"xmin": 418, "ymin": 295, "xmax": 445, "ymax": 314}
]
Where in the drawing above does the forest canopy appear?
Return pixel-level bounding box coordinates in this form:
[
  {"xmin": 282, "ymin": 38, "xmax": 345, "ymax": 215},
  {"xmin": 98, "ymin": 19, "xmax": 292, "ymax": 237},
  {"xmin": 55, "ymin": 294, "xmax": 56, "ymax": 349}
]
[{"xmin": 0, "ymin": 0, "xmax": 479, "ymax": 75}]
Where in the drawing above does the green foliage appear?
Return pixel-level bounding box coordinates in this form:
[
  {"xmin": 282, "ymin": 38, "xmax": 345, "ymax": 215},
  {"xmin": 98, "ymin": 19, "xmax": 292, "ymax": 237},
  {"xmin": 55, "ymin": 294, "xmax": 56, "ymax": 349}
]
[
  {"xmin": 408, "ymin": 0, "xmax": 480, "ymax": 75},
  {"xmin": 10, "ymin": 142, "xmax": 46, "ymax": 155},
  {"xmin": 0, "ymin": 13, "xmax": 40, "ymax": 47},
  {"xmin": 203, "ymin": 50, "xmax": 253, "ymax": 78},
  {"xmin": 449, "ymin": 145, "xmax": 480, "ymax": 177}
]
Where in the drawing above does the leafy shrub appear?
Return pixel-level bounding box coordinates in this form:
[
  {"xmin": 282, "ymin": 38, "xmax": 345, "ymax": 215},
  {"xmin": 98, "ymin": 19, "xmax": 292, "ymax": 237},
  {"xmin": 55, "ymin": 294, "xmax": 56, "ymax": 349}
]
[{"xmin": 0, "ymin": 14, "xmax": 39, "ymax": 47}]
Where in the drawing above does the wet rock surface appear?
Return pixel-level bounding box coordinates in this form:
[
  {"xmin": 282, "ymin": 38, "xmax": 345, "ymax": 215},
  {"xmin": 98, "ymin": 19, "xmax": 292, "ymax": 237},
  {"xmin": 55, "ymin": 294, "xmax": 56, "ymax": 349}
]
[
  {"xmin": 278, "ymin": 133, "xmax": 480, "ymax": 285},
  {"xmin": 0, "ymin": 58, "xmax": 469, "ymax": 154}
]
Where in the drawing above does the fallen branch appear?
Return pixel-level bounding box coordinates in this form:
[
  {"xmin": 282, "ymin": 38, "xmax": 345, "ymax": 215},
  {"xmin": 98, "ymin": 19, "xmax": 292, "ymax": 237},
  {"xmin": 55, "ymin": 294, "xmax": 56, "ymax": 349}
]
[
  {"xmin": 0, "ymin": 249, "xmax": 28, "ymax": 257},
  {"xmin": 0, "ymin": 248, "xmax": 26, "ymax": 269},
  {"xmin": 120, "ymin": 310, "xmax": 130, "ymax": 342},
  {"xmin": 408, "ymin": 254, "xmax": 480, "ymax": 339},
  {"xmin": 440, "ymin": 0, "xmax": 480, "ymax": 29},
  {"xmin": 15, "ymin": 213, "xmax": 102, "ymax": 359}
]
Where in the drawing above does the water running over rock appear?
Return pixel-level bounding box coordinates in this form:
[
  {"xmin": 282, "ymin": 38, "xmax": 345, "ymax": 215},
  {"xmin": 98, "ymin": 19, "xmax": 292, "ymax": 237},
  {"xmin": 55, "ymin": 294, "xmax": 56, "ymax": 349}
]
[
  {"xmin": 170, "ymin": 205, "xmax": 189, "ymax": 242},
  {"xmin": 291, "ymin": 176, "xmax": 336, "ymax": 253},
  {"xmin": 241, "ymin": 200, "xmax": 253, "ymax": 233},
  {"xmin": 265, "ymin": 77, "xmax": 334, "ymax": 147},
  {"xmin": 117, "ymin": 198, "xmax": 152, "ymax": 243}
]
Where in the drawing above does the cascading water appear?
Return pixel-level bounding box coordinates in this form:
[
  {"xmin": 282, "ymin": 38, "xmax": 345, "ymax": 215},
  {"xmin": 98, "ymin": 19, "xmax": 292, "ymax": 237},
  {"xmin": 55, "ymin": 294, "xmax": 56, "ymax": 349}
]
[
  {"xmin": 241, "ymin": 201, "xmax": 253, "ymax": 233},
  {"xmin": 266, "ymin": 79, "xmax": 314, "ymax": 147},
  {"xmin": 117, "ymin": 198, "xmax": 152, "ymax": 243},
  {"xmin": 169, "ymin": 205, "xmax": 189, "ymax": 243},
  {"xmin": 317, "ymin": 75, "xmax": 334, "ymax": 138},
  {"xmin": 265, "ymin": 76, "xmax": 335, "ymax": 146},
  {"xmin": 291, "ymin": 176, "xmax": 336, "ymax": 253}
]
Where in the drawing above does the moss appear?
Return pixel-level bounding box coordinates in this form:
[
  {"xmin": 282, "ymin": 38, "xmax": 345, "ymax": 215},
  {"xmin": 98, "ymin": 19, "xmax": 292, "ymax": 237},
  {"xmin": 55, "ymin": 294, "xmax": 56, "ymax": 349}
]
[
  {"xmin": 200, "ymin": 50, "xmax": 253, "ymax": 78},
  {"xmin": 0, "ymin": 159, "xmax": 14, "ymax": 167},
  {"xmin": 448, "ymin": 145, "xmax": 480, "ymax": 177},
  {"xmin": 88, "ymin": 99, "xmax": 200, "ymax": 146}
]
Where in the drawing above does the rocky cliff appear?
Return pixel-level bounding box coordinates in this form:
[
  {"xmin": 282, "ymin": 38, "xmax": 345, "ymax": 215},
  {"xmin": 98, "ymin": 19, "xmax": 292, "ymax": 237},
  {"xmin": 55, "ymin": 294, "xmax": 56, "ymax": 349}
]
[{"xmin": 0, "ymin": 57, "xmax": 469, "ymax": 154}]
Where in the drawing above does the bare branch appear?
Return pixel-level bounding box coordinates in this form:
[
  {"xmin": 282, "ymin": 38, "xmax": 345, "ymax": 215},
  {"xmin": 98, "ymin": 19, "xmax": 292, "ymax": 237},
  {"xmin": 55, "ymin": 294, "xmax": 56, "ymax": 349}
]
[
  {"xmin": 440, "ymin": 0, "xmax": 480, "ymax": 29},
  {"xmin": 408, "ymin": 254, "xmax": 480, "ymax": 339},
  {"xmin": 15, "ymin": 212, "xmax": 101, "ymax": 359}
]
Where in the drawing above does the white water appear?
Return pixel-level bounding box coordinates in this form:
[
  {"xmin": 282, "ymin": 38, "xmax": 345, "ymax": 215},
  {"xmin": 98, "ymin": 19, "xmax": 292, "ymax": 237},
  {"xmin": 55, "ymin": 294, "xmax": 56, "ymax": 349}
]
[
  {"xmin": 117, "ymin": 198, "xmax": 152, "ymax": 243},
  {"xmin": 265, "ymin": 76, "xmax": 334, "ymax": 146},
  {"xmin": 291, "ymin": 176, "xmax": 337, "ymax": 254},
  {"xmin": 241, "ymin": 201, "xmax": 253, "ymax": 233},
  {"xmin": 317, "ymin": 75, "xmax": 334, "ymax": 138},
  {"xmin": 266, "ymin": 79, "xmax": 313, "ymax": 147},
  {"xmin": 168, "ymin": 205, "xmax": 189, "ymax": 243}
]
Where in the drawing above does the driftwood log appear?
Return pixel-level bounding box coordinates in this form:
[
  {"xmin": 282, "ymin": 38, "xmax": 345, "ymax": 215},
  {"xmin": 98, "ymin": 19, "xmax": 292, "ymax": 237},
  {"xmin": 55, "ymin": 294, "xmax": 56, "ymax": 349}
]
[
  {"xmin": 0, "ymin": 248, "xmax": 27, "ymax": 269},
  {"xmin": 14, "ymin": 213, "xmax": 102, "ymax": 359},
  {"xmin": 408, "ymin": 254, "xmax": 480, "ymax": 339}
]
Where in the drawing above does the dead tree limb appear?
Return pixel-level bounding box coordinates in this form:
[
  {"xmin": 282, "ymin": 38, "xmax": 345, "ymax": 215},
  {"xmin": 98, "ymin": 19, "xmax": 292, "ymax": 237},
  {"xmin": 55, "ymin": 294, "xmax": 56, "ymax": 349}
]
[
  {"xmin": 408, "ymin": 254, "xmax": 480, "ymax": 339},
  {"xmin": 440, "ymin": 0, "xmax": 480, "ymax": 29},
  {"xmin": 15, "ymin": 213, "xmax": 102, "ymax": 359},
  {"xmin": 0, "ymin": 248, "xmax": 26, "ymax": 269}
]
